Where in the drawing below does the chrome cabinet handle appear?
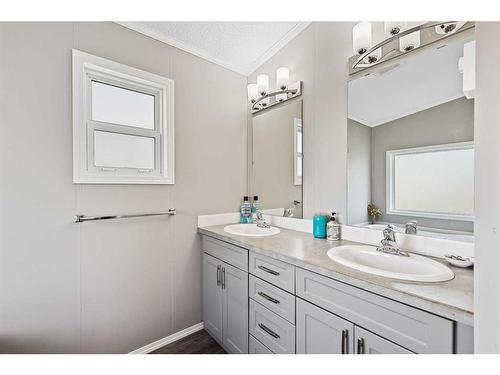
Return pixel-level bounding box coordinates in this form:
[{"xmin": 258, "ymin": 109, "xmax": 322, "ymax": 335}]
[
  {"xmin": 216, "ymin": 265, "xmax": 221, "ymax": 287},
  {"xmin": 341, "ymin": 329, "xmax": 348, "ymax": 354},
  {"xmin": 258, "ymin": 323, "xmax": 280, "ymax": 339},
  {"xmin": 221, "ymin": 267, "xmax": 226, "ymax": 289},
  {"xmin": 257, "ymin": 265, "xmax": 280, "ymax": 276},
  {"xmin": 257, "ymin": 291, "xmax": 280, "ymax": 304},
  {"xmin": 357, "ymin": 338, "xmax": 365, "ymax": 354}
]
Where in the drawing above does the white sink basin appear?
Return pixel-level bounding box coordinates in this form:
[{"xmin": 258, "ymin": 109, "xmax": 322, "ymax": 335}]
[
  {"xmin": 224, "ymin": 224, "xmax": 280, "ymax": 237},
  {"xmin": 327, "ymin": 245, "xmax": 454, "ymax": 282}
]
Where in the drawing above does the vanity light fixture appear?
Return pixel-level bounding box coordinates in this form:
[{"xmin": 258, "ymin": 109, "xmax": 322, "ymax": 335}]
[
  {"xmin": 247, "ymin": 67, "xmax": 302, "ymax": 113},
  {"xmin": 349, "ymin": 21, "xmax": 475, "ymax": 74}
]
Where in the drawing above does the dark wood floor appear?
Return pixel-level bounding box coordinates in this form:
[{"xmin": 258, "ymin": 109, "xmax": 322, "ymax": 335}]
[{"xmin": 150, "ymin": 329, "xmax": 226, "ymax": 354}]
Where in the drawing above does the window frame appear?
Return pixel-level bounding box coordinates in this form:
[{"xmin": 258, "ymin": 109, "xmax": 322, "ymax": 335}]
[
  {"xmin": 386, "ymin": 141, "xmax": 474, "ymax": 221},
  {"xmin": 72, "ymin": 49, "xmax": 175, "ymax": 184}
]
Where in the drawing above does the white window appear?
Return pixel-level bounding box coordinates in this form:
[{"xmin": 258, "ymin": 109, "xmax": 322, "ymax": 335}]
[
  {"xmin": 386, "ymin": 142, "xmax": 474, "ymax": 221},
  {"xmin": 72, "ymin": 49, "xmax": 174, "ymax": 184},
  {"xmin": 294, "ymin": 118, "xmax": 303, "ymax": 185}
]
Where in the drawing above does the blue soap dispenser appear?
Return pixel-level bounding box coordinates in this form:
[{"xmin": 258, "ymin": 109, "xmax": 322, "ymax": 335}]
[{"xmin": 313, "ymin": 214, "xmax": 328, "ymax": 239}]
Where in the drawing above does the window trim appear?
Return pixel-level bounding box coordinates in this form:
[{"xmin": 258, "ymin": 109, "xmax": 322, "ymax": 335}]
[
  {"xmin": 72, "ymin": 49, "xmax": 175, "ymax": 184},
  {"xmin": 386, "ymin": 141, "xmax": 474, "ymax": 221}
]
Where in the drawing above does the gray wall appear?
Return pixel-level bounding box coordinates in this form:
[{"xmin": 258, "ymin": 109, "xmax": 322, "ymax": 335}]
[
  {"xmin": 0, "ymin": 22, "xmax": 247, "ymax": 353},
  {"xmin": 248, "ymin": 22, "xmax": 355, "ymax": 221},
  {"xmin": 370, "ymin": 97, "xmax": 474, "ymax": 232},
  {"xmin": 347, "ymin": 120, "xmax": 372, "ymax": 224},
  {"xmin": 252, "ymin": 100, "xmax": 302, "ymax": 217},
  {"xmin": 474, "ymin": 22, "xmax": 500, "ymax": 353}
]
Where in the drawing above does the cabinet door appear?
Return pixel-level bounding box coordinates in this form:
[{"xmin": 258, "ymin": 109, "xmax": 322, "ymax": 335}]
[
  {"xmin": 296, "ymin": 298, "xmax": 354, "ymax": 354},
  {"xmin": 222, "ymin": 262, "xmax": 249, "ymax": 353},
  {"xmin": 354, "ymin": 326, "xmax": 412, "ymax": 354},
  {"xmin": 202, "ymin": 253, "xmax": 223, "ymax": 342}
]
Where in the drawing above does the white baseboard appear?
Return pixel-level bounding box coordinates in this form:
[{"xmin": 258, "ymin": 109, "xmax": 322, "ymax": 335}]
[{"xmin": 129, "ymin": 322, "xmax": 204, "ymax": 354}]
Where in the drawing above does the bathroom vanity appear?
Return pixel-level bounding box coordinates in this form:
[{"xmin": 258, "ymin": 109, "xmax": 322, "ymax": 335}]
[{"xmin": 199, "ymin": 225, "xmax": 474, "ymax": 354}]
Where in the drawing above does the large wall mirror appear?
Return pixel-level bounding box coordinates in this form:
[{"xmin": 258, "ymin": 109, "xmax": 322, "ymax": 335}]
[
  {"xmin": 250, "ymin": 99, "xmax": 303, "ymax": 218},
  {"xmin": 347, "ymin": 33, "xmax": 475, "ymax": 242}
]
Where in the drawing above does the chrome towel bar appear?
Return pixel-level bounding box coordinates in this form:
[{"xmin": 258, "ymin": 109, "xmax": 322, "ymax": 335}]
[{"xmin": 74, "ymin": 208, "xmax": 176, "ymax": 223}]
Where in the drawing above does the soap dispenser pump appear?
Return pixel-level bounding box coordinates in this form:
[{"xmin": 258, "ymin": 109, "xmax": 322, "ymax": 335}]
[{"xmin": 326, "ymin": 212, "xmax": 341, "ymax": 241}]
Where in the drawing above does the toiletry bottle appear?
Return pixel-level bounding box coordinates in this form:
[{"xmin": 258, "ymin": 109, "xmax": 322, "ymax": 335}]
[
  {"xmin": 251, "ymin": 195, "xmax": 259, "ymax": 222},
  {"xmin": 326, "ymin": 212, "xmax": 341, "ymax": 241},
  {"xmin": 240, "ymin": 196, "xmax": 252, "ymax": 224},
  {"xmin": 313, "ymin": 214, "xmax": 328, "ymax": 239}
]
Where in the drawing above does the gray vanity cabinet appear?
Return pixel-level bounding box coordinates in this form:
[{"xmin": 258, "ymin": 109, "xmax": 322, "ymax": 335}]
[
  {"xmin": 202, "ymin": 253, "xmax": 223, "ymax": 342},
  {"xmin": 296, "ymin": 298, "xmax": 354, "ymax": 354},
  {"xmin": 202, "ymin": 252, "xmax": 248, "ymax": 354},
  {"xmin": 222, "ymin": 262, "xmax": 248, "ymax": 353},
  {"xmin": 354, "ymin": 327, "xmax": 412, "ymax": 354}
]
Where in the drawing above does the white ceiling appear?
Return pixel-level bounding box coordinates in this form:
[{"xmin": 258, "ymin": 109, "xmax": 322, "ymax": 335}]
[
  {"xmin": 348, "ymin": 35, "xmax": 473, "ymax": 127},
  {"xmin": 118, "ymin": 22, "xmax": 311, "ymax": 76}
]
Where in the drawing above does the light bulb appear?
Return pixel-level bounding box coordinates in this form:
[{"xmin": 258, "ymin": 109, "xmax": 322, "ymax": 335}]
[
  {"xmin": 353, "ymin": 22, "xmax": 372, "ymax": 55},
  {"xmin": 247, "ymin": 83, "xmax": 258, "ymax": 103},
  {"xmin": 384, "ymin": 21, "xmax": 407, "ymax": 36},
  {"xmin": 257, "ymin": 74, "xmax": 269, "ymax": 96},
  {"xmin": 399, "ymin": 31, "xmax": 421, "ymax": 52},
  {"xmin": 276, "ymin": 67, "xmax": 289, "ymax": 90},
  {"xmin": 260, "ymin": 97, "xmax": 270, "ymax": 108}
]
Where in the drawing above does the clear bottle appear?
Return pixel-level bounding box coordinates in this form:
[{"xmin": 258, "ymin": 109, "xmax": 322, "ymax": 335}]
[
  {"xmin": 326, "ymin": 212, "xmax": 341, "ymax": 241},
  {"xmin": 251, "ymin": 195, "xmax": 259, "ymax": 222},
  {"xmin": 240, "ymin": 196, "xmax": 252, "ymax": 224}
]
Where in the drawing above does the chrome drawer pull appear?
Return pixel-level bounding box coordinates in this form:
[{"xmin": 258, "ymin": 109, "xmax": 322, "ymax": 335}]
[
  {"xmin": 357, "ymin": 338, "xmax": 365, "ymax": 354},
  {"xmin": 221, "ymin": 267, "xmax": 226, "ymax": 289},
  {"xmin": 341, "ymin": 329, "xmax": 348, "ymax": 354},
  {"xmin": 258, "ymin": 323, "xmax": 280, "ymax": 339},
  {"xmin": 257, "ymin": 265, "xmax": 280, "ymax": 276},
  {"xmin": 258, "ymin": 291, "xmax": 280, "ymax": 304},
  {"xmin": 216, "ymin": 265, "xmax": 221, "ymax": 286}
]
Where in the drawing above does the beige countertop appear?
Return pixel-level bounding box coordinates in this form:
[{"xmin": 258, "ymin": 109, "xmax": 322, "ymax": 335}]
[{"xmin": 198, "ymin": 224, "xmax": 474, "ymax": 326}]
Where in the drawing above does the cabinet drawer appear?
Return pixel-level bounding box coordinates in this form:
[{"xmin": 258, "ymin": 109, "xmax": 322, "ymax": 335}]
[
  {"xmin": 249, "ymin": 334, "xmax": 274, "ymax": 354},
  {"xmin": 249, "ymin": 299, "xmax": 295, "ymax": 354},
  {"xmin": 296, "ymin": 267, "xmax": 453, "ymax": 353},
  {"xmin": 249, "ymin": 252, "xmax": 295, "ymax": 293},
  {"xmin": 249, "ymin": 275, "xmax": 295, "ymax": 323},
  {"xmin": 202, "ymin": 236, "xmax": 248, "ymax": 271}
]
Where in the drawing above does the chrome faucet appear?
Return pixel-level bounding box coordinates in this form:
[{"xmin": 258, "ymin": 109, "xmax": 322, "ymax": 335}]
[
  {"xmin": 377, "ymin": 225, "xmax": 410, "ymax": 257},
  {"xmin": 255, "ymin": 211, "xmax": 271, "ymax": 228},
  {"xmin": 405, "ymin": 221, "xmax": 417, "ymax": 235},
  {"xmin": 283, "ymin": 207, "xmax": 294, "ymax": 218}
]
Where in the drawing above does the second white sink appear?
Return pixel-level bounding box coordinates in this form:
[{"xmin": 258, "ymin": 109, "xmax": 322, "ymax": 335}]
[
  {"xmin": 327, "ymin": 245, "xmax": 454, "ymax": 282},
  {"xmin": 224, "ymin": 223, "xmax": 280, "ymax": 237}
]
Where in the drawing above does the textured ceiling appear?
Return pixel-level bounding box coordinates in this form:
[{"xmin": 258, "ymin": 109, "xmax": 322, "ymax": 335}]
[{"xmin": 118, "ymin": 22, "xmax": 311, "ymax": 75}]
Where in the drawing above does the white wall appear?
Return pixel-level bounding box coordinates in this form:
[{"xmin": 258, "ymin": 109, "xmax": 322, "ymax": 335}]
[
  {"xmin": 474, "ymin": 22, "xmax": 500, "ymax": 353},
  {"xmin": 0, "ymin": 22, "xmax": 247, "ymax": 353},
  {"xmin": 248, "ymin": 22, "xmax": 355, "ymax": 221}
]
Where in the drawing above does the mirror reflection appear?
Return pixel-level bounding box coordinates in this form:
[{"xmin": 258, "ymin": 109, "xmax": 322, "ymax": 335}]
[
  {"xmin": 347, "ymin": 35, "xmax": 475, "ymax": 242},
  {"xmin": 251, "ymin": 99, "xmax": 303, "ymax": 218}
]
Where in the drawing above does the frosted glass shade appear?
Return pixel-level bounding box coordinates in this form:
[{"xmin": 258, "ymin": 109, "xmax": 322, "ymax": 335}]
[
  {"xmin": 353, "ymin": 22, "xmax": 372, "ymax": 55},
  {"xmin": 276, "ymin": 93, "xmax": 287, "ymax": 102},
  {"xmin": 384, "ymin": 21, "xmax": 407, "ymax": 36},
  {"xmin": 247, "ymin": 83, "xmax": 258, "ymax": 103},
  {"xmin": 276, "ymin": 67, "xmax": 289, "ymax": 90},
  {"xmin": 257, "ymin": 74, "xmax": 269, "ymax": 96},
  {"xmin": 399, "ymin": 31, "xmax": 421, "ymax": 52}
]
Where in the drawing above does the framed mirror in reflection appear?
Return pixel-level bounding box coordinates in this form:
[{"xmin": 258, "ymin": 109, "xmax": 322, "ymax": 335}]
[
  {"xmin": 250, "ymin": 99, "xmax": 303, "ymax": 219},
  {"xmin": 347, "ymin": 33, "xmax": 475, "ymax": 243}
]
